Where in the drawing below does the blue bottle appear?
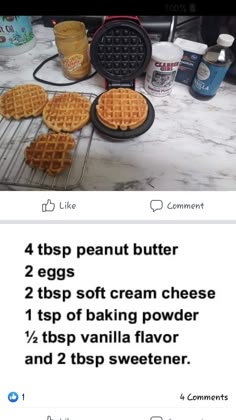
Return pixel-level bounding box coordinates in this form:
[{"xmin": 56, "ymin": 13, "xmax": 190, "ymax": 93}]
[{"xmin": 190, "ymin": 34, "xmax": 235, "ymax": 100}]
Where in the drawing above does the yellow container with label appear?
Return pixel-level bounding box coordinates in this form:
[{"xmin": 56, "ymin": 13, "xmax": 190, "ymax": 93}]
[{"xmin": 54, "ymin": 20, "xmax": 91, "ymax": 80}]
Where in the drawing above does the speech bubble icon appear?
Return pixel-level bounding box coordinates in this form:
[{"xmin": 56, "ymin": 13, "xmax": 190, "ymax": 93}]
[
  {"xmin": 150, "ymin": 417, "xmax": 163, "ymax": 420},
  {"xmin": 150, "ymin": 200, "xmax": 163, "ymax": 212}
]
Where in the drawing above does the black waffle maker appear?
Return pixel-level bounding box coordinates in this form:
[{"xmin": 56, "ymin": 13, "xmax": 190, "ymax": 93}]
[{"xmin": 90, "ymin": 16, "xmax": 155, "ymax": 140}]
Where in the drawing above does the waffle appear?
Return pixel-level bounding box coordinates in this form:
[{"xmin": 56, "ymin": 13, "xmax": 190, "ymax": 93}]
[
  {"xmin": 43, "ymin": 92, "xmax": 91, "ymax": 132},
  {"xmin": 24, "ymin": 133, "xmax": 75, "ymax": 176},
  {"xmin": 0, "ymin": 84, "xmax": 48, "ymax": 120},
  {"xmin": 96, "ymin": 88, "xmax": 148, "ymax": 131}
]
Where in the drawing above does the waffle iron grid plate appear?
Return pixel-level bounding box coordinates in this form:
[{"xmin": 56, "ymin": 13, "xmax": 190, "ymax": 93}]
[{"xmin": 90, "ymin": 19, "xmax": 152, "ymax": 83}]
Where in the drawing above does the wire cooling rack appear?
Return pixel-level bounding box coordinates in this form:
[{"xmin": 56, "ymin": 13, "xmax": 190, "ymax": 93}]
[{"xmin": 0, "ymin": 87, "xmax": 96, "ymax": 190}]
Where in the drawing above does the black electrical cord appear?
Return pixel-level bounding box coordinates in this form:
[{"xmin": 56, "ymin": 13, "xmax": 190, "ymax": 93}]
[{"xmin": 33, "ymin": 53, "xmax": 97, "ymax": 86}]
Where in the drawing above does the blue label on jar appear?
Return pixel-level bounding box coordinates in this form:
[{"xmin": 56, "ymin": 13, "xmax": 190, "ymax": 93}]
[
  {"xmin": 191, "ymin": 58, "xmax": 230, "ymax": 96},
  {"xmin": 0, "ymin": 16, "xmax": 34, "ymax": 48}
]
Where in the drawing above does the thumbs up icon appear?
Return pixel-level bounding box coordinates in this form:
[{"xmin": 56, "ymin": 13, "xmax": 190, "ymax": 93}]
[
  {"xmin": 8, "ymin": 392, "xmax": 19, "ymax": 402},
  {"xmin": 42, "ymin": 199, "xmax": 55, "ymax": 212}
]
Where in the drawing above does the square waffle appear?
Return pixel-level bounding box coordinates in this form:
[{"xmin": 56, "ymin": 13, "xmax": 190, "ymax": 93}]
[
  {"xmin": 43, "ymin": 92, "xmax": 91, "ymax": 132},
  {"xmin": 24, "ymin": 132, "xmax": 75, "ymax": 176},
  {"xmin": 0, "ymin": 84, "xmax": 48, "ymax": 120}
]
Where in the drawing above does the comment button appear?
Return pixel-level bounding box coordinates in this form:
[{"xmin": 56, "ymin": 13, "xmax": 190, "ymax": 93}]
[{"xmin": 150, "ymin": 200, "xmax": 163, "ymax": 211}]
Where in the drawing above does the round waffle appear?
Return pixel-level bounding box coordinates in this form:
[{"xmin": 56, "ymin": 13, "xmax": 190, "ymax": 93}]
[
  {"xmin": 96, "ymin": 88, "xmax": 148, "ymax": 131},
  {"xmin": 24, "ymin": 132, "xmax": 75, "ymax": 176},
  {"xmin": 0, "ymin": 84, "xmax": 48, "ymax": 120},
  {"xmin": 43, "ymin": 93, "xmax": 91, "ymax": 132}
]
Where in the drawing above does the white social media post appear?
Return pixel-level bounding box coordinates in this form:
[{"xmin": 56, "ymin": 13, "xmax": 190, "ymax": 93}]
[{"xmin": 0, "ymin": 223, "xmax": 235, "ymax": 420}]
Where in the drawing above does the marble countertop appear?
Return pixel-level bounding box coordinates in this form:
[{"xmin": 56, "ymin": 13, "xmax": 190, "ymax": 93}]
[{"xmin": 0, "ymin": 24, "xmax": 236, "ymax": 191}]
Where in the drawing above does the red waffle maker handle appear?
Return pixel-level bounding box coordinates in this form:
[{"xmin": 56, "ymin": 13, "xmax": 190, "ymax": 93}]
[
  {"xmin": 91, "ymin": 16, "xmax": 141, "ymax": 40},
  {"xmin": 105, "ymin": 16, "xmax": 141, "ymax": 25}
]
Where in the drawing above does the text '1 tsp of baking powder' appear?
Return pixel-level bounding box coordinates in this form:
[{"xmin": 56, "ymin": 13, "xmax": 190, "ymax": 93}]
[{"xmin": 144, "ymin": 42, "xmax": 183, "ymax": 96}]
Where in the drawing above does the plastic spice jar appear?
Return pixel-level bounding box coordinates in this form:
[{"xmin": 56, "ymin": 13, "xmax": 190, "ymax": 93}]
[
  {"xmin": 54, "ymin": 20, "xmax": 91, "ymax": 80},
  {"xmin": 144, "ymin": 42, "xmax": 183, "ymax": 96}
]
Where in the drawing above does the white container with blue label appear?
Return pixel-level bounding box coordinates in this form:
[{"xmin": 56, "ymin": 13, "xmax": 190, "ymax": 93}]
[
  {"xmin": 0, "ymin": 16, "xmax": 36, "ymax": 55},
  {"xmin": 174, "ymin": 38, "xmax": 208, "ymax": 85}
]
